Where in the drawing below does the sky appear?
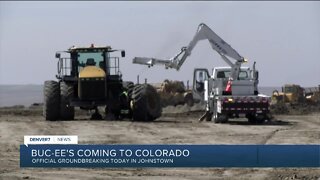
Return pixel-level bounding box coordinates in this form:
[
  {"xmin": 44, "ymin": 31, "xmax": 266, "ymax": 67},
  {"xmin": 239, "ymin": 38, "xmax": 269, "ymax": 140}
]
[{"xmin": 0, "ymin": 1, "xmax": 319, "ymax": 87}]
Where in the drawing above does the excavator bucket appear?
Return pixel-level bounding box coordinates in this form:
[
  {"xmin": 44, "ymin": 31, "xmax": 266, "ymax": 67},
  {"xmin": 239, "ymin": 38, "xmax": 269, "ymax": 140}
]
[{"xmin": 133, "ymin": 57, "xmax": 171, "ymax": 67}]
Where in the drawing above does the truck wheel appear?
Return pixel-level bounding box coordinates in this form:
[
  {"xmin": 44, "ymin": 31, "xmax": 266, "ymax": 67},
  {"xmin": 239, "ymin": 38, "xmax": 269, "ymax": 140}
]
[
  {"xmin": 213, "ymin": 114, "xmax": 222, "ymax": 123},
  {"xmin": 246, "ymin": 114, "xmax": 256, "ymax": 124},
  {"xmin": 60, "ymin": 82, "xmax": 75, "ymax": 120},
  {"xmin": 213, "ymin": 113, "xmax": 228, "ymax": 123},
  {"xmin": 213, "ymin": 104, "xmax": 228, "ymax": 123},
  {"xmin": 132, "ymin": 84, "xmax": 162, "ymax": 121},
  {"xmin": 213, "ymin": 106, "xmax": 220, "ymax": 123},
  {"xmin": 43, "ymin": 80, "xmax": 60, "ymax": 121},
  {"xmin": 255, "ymin": 114, "xmax": 266, "ymax": 124},
  {"xmin": 218, "ymin": 114, "xmax": 228, "ymax": 123},
  {"xmin": 247, "ymin": 114, "xmax": 265, "ymax": 124}
]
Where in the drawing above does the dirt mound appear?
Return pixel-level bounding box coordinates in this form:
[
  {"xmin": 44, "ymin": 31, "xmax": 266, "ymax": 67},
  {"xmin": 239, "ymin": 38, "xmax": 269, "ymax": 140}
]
[{"xmin": 270, "ymin": 103, "xmax": 320, "ymax": 115}]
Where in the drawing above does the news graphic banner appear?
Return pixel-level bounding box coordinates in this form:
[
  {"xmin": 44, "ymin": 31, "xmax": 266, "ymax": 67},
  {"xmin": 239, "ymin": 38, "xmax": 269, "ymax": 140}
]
[
  {"xmin": 20, "ymin": 144, "xmax": 319, "ymax": 167},
  {"xmin": 24, "ymin": 135, "xmax": 78, "ymax": 147}
]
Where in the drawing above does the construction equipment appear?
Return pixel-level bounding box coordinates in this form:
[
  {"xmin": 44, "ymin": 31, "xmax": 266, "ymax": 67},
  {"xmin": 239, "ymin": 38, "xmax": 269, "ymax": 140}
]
[
  {"xmin": 133, "ymin": 23, "xmax": 270, "ymax": 123},
  {"xmin": 152, "ymin": 79, "xmax": 194, "ymax": 107},
  {"xmin": 271, "ymin": 84, "xmax": 305, "ymax": 105},
  {"xmin": 43, "ymin": 44, "xmax": 161, "ymax": 121},
  {"xmin": 304, "ymin": 85, "xmax": 320, "ymax": 104}
]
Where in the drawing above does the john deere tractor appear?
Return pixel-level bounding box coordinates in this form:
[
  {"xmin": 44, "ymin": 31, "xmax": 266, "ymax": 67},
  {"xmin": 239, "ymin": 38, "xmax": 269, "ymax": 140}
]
[{"xmin": 43, "ymin": 44, "xmax": 161, "ymax": 121}]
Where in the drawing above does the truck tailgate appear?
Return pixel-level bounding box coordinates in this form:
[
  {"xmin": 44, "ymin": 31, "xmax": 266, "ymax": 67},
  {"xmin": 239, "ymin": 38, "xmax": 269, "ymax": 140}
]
[{"xmin": 218, "ymin": 95, "xmax": 270, "ymax": 113}]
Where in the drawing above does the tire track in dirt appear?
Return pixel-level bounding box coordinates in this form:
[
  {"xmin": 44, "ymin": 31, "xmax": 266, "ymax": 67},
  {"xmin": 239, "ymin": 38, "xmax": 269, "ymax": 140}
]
[
  {"xmin": 260, "ymin": 114, "xmax": 320, "ymax": 144},
  {"xmin": 260, "ymin": 129, "xmax": 280, "ymax": 144},
  {"xmin": 259, "ymin": 118, "xmax": 296, "ymax": 144}
]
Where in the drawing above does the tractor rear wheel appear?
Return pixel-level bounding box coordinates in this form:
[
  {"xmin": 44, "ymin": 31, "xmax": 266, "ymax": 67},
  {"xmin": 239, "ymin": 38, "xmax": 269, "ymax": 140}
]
[
  {"xmin": 132, "ymin": 84, "xmax": 162, "ymax": 121},
  {"xmin": 60, "ymin": 82, "xmax": 75, "ymax": 120},
  {"xmin": 43, "ymin": 80, "xmax": 60, "ymax": 121}
]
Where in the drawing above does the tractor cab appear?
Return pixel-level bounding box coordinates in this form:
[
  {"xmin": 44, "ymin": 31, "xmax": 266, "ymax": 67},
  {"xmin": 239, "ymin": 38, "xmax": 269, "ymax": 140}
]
[{"xmin": 55, "ymin": 45, "xmax": 125, "ymax": 81}]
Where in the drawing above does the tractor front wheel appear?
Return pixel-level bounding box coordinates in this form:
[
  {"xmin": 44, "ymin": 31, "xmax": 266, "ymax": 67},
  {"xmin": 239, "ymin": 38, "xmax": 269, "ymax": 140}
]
[
  {"xmin": 43, "ymin": 80, "xmax": 60, "ymax": 121},
  {"xmin": 60, "ymin": 82, "xmax": 75, "ymax": 120}
]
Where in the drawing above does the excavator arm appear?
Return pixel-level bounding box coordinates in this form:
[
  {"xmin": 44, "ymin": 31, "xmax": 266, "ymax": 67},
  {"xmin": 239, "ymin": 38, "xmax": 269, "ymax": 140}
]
[{"xmin": 133, "ymin": 23, "xmax": 247, "ymax": 80}]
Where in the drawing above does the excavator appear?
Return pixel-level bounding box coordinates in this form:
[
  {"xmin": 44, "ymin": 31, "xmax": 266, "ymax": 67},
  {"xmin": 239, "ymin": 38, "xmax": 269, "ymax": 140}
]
[{"xmin": 133, "ymin": 23, "xmax": 270, "ymax": 123}]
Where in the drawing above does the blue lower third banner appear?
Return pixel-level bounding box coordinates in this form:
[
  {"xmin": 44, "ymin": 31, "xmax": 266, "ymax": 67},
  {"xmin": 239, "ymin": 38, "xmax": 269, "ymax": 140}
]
[{"xmin": 20, "ymin": 145, "xmax": 320, "ymax": 168}]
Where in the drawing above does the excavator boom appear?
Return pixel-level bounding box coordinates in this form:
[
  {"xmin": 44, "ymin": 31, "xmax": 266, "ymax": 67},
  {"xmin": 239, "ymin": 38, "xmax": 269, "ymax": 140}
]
[{"xmin": 133, "ymin": 23, "xmax": 247, "ymax": 80}]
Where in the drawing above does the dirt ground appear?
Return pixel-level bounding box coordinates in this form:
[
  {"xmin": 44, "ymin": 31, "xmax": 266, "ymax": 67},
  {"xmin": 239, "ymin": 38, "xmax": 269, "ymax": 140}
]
[{"xmin": 0, "ymin": 106, "xmax": 319, "ymax": 180}]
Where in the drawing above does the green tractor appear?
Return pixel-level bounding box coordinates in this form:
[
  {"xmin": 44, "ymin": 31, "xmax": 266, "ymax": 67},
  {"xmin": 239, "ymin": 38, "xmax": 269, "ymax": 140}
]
[{"xmin": 43, "ymin": 44, "xmax": 161, "ymax": 121}]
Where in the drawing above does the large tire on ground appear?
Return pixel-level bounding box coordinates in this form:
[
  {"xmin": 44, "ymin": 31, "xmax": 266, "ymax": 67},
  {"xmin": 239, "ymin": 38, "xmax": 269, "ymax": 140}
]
[
  {"xmin": 60, "ymin": 82, "xmax": 75, "ymax": 120},
  {"xmin": 132, "ymin": 84, "xmax": 162, "ymax": 121},
  {"xmin": 43, "ymin": 80, "xmax": 60, "ymax": 121}
]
